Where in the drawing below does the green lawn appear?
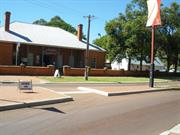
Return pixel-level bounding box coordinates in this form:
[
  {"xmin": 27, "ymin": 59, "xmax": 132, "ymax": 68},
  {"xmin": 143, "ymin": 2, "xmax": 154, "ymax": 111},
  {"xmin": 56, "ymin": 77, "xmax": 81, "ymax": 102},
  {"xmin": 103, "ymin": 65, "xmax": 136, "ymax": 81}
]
[{"xmin": 41, "ymin": 76, "xmax": 180, "ymax": 83}]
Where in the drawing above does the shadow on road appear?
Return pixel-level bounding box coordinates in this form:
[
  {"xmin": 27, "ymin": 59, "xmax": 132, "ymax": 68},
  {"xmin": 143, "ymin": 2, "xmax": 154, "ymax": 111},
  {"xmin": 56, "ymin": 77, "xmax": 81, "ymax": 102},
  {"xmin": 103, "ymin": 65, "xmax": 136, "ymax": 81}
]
[{"xmin": 32, "ymin": 107, "xmax": 66, "ymax": 114}]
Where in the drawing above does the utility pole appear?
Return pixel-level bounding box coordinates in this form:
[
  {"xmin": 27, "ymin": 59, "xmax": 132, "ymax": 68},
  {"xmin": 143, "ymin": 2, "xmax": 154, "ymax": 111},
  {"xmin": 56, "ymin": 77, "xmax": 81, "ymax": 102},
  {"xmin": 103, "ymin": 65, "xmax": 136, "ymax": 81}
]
[{"xmin": 83, "ymin": 15, "xmax": 95, "ymax": 80}]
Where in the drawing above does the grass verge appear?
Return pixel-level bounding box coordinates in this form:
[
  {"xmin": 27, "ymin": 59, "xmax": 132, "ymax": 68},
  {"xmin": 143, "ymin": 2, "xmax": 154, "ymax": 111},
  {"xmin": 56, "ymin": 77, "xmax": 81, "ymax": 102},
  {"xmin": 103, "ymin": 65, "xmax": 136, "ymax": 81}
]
[{"xmin": 40, "ymin": 76, "xmax": 180, "ymax": 83}]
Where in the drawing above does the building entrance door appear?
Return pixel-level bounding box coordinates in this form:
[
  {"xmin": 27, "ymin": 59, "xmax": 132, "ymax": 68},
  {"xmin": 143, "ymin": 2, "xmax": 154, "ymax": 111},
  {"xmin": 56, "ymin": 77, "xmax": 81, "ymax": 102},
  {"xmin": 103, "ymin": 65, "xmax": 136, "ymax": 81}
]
[
  {"xmin": 44, "ymin": 48, "xmax": 57, "ymax": 66},
  {"xmin": 44, "ymin": 55, "xmax": 56, "ymax": 66}
]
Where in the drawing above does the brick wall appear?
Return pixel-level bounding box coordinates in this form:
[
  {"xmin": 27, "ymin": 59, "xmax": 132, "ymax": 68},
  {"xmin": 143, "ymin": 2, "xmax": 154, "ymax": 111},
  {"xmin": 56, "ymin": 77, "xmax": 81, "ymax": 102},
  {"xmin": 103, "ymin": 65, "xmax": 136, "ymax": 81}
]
[
  {"xmin": 63, "ymin": 66, "xmax": 180, "ymax": 77},
  {"xmin": 0, "ymin": 42, "xmax": 13, "ymax": 65},
  {"xmin": 0, "ymin": 65, "xmax": 55, "ymax": 76}
]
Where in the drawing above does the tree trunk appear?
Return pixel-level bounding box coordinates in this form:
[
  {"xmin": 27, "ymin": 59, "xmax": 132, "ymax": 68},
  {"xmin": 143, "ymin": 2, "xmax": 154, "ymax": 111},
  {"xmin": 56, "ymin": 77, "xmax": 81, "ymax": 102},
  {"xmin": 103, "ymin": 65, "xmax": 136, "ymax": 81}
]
[
  {"xmin": 174, "ymin": 53, "xmax": 178, "ymax": 73},
  {"xmin": 167, "ymin": 56, "xmax": 170, "ymax": 72},
  {"xmin": 140, "ymin": 52, "xmax": 143, "ymax": 71},
  {"xmin": 128, "ymin": 57, "xmax": 131, "ymax": 71}
]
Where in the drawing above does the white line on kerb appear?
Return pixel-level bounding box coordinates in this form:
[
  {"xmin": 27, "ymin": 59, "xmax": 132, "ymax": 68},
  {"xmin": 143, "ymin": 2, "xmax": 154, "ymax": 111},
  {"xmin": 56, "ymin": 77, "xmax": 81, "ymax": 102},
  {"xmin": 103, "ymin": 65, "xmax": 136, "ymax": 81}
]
[
  {"xmin": 56, "ymin": 91, "xmax": 92, "ymax": 94},
  {"xmin": 37, "ymin": 87, "xmax": 91, "ymax": 95},
  {"xmin": 78, "ymin": 87, "xmax": 109, "ymax": 96},
  {"xmin": 160, "ymin": 124, "xmax": 180, "ymax": 135}
]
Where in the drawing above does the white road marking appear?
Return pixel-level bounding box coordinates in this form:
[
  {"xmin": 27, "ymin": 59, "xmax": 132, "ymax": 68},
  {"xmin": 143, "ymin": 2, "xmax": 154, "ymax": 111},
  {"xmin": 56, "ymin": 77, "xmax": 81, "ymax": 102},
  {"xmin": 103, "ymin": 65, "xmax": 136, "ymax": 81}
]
[
  {"xmin": 160, "ymin": 124, "xmax": 180, "ymax": 135},
  {"xmin": 56, "ymin": 91, "xmax": 92, "ymax": 94},
  {"xmin": 39, "ymin": 87, "xmax": 92, "ymax": 95},
  {"xmin": 78, "ymin": 87, "xmax": 109, "ymax": 96}
]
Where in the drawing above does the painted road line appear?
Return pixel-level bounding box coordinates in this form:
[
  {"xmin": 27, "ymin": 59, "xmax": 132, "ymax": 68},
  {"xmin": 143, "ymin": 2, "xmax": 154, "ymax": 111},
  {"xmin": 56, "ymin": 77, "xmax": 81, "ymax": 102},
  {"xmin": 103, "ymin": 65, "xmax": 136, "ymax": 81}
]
[{"xmin": 160, "ymin": 124, "xmax": 180, "ymax": 135}]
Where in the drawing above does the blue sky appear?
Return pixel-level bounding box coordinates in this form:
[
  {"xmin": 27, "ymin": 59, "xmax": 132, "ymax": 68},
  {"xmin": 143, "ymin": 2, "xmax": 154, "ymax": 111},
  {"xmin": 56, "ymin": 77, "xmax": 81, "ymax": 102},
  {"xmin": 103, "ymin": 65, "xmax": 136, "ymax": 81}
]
[{"xmin": 0, "ymin": 0, "xmax": 179, "ymax": 42}]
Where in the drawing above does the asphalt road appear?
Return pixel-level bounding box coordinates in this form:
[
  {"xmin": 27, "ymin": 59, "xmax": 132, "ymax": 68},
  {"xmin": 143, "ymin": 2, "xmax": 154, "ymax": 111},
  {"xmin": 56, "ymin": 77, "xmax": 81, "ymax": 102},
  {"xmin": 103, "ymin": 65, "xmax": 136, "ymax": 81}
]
[{"xmin": 0, "ymin": 91, "xmax": 180, "ymax": 135}]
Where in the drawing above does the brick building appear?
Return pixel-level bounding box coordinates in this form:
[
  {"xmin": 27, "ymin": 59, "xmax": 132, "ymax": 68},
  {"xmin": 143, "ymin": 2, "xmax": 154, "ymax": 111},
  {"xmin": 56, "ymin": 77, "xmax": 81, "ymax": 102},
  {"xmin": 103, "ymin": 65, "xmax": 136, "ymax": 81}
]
[{"xmin": 0, "ymin": 12, "xmax": 106, "ymax": 69}]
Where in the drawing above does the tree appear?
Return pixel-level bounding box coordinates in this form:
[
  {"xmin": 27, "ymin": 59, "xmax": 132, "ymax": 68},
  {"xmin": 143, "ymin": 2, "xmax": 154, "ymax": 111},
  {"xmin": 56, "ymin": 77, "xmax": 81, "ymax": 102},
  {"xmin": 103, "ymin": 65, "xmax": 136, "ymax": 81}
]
[
  {"xmin": 94, "ymin": 0, "xmax": 151, "ymax": 71},
  {"xmin": 47, "ymin": 16, "xmax": 77, "ymax": 34},
  {"xmin": 93, "ymin": 13, "xmax": 127, "ymax": 62},
  {"xmin": 157, "ymin": 2, "xmax": 180, "ymax": 72},
  {"xmin": 33, "ymin": 19, "xmax": 47, "ymax": 25},
  {"xmin": 105, "ymin": 14, "xmax": 127, "ymax": 62},
  {"xmin": 33, "ymin": 16, "xmax": 86, "ymax": 39},
  {"xmin": 124, "ymin": 1, "xmax": 151, "ymax": 71},
  {"xmin": 94, "ymin": 0, "xmax": 180, "ymax": 72}
]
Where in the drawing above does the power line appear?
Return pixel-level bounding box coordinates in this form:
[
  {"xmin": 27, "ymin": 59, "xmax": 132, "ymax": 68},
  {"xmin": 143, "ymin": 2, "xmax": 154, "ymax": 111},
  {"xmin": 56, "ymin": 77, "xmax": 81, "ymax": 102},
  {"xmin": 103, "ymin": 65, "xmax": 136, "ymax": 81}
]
[
  {"xmin": 24, "ymin": 0, "xmax": 108, "ymax": 23},
  {"xmin": 37, "ymin": 0, "xmax": 84, "ymax": 16},
  {"xmin": 19, "ymin": 0, "xmax": 108, "ymax": 38},
  {"xmin": 36, "ymin": 0, "xmax": 65, "ymax": 14},
  {"xmin": 24, "ymin": 0, "xmax": 64, "ymax": 14}
]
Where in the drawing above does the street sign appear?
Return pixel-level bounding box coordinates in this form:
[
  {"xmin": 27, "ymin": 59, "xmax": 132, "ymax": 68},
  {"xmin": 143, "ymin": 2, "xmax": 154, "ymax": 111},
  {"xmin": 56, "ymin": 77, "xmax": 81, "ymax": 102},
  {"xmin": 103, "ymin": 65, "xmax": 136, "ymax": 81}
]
[{"xmin": 18, "ymin": 80, "xmax": 32, "ymax": 90}]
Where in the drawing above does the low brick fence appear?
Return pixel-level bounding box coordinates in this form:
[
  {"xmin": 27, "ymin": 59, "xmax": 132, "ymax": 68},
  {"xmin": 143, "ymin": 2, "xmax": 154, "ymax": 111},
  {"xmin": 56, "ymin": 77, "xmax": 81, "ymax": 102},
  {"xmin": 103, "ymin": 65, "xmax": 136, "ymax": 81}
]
[
  {"xmin": 0, "ymin": 65, "xmax": 55, "ymax": 76},
  {"xmin": 1, "ymin": 65, "xmax": 179, "ymax": 77},
  {"xmin": 63, "ymin": 66, "xmax": 180, "ymax": 77}
]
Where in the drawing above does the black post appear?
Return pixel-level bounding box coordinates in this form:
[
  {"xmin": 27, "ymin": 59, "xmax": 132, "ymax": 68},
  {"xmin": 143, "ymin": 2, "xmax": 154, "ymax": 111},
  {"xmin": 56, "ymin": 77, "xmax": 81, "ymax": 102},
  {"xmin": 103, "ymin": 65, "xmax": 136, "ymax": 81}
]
[{"xmin": 149, "ymin": 63, "xmax": 155, "ymax": 87}]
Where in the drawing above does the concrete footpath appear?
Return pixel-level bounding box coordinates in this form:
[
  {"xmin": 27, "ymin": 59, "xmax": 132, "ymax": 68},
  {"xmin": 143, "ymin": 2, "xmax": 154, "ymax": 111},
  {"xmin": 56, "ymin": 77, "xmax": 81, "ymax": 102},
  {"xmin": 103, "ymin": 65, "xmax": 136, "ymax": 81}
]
[{"xmin": 0, "ymin": 86, "xmax": 73, "ymax": 111}]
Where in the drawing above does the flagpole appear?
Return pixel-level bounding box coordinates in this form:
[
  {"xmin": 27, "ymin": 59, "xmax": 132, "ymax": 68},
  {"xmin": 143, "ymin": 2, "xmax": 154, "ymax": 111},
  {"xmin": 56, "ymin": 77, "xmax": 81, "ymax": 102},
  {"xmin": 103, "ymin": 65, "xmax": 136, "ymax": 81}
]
[
  {"xmin": 149, "ymin": 25, "xmax": 155, "ymax": 87},
  {"xmin": 147, "ymin": 0, "xmax": 161, "ymax": 88}
]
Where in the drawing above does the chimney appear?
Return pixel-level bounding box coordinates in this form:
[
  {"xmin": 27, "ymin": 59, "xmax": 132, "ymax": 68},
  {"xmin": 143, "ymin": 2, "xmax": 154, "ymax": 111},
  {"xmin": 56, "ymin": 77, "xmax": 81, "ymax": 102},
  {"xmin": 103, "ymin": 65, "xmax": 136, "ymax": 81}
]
[
  {"xmin": 5, "ymin": 11, "xmax": 11, "ymax": 31},
  {"xmin": 77, "ymin": 24, "xmax": 83, "ymax": 41}
]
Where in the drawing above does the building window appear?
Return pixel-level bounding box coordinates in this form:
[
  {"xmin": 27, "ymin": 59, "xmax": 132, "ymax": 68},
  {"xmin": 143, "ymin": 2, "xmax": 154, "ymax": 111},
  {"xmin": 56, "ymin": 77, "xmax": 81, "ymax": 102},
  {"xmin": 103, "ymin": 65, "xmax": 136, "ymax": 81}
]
[{"xmin": 91, "ymin": 58, "xmax": 96, "ymax": 68}]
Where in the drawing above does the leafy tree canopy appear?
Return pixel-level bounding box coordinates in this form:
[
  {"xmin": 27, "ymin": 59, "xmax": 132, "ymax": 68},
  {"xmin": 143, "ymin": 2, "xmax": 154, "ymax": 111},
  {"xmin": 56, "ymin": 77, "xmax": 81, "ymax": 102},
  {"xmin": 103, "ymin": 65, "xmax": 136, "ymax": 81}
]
[
  {"xmin": 93, "ymin": 0, "xmax": 180, "ymax": 72},
  {"xmin": 33, "ymin": 16, "xmax": 86, "ymax": 39}
]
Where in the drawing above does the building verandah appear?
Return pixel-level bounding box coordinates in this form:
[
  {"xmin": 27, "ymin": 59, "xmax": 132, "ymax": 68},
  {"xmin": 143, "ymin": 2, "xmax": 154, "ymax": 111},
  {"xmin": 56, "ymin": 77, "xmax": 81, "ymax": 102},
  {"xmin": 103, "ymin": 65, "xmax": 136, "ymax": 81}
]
[
  {"xmin": 0, "ymin": 41, "xmax": 105, "ymax": 69},
  {"xmin": 13, "ymin": 43, "xmax": 85, "ymax": 68}
]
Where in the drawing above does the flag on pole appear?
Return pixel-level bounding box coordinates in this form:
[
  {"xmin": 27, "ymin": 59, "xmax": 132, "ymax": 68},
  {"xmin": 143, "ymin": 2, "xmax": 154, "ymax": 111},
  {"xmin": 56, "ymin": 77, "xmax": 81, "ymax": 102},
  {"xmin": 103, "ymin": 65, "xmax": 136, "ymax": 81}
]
[{"xmin": 146, "ymin": 0, "xmax": 161, "ymax": 27}]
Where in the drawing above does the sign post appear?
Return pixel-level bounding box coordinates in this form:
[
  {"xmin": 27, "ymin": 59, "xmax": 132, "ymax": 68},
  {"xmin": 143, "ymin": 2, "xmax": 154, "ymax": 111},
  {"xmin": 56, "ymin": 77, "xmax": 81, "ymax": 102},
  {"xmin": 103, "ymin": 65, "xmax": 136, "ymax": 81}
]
[{"xmin": 146, "ymin": 0, "xmax": 161, "ymax": 87}]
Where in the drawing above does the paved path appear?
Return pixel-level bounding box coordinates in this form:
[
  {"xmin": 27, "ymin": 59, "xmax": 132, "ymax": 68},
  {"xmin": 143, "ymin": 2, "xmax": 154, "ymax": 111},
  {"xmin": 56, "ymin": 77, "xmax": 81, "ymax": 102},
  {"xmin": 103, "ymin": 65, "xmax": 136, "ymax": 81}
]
[
  {"xmin": 0, "ymin": 91, "xmax": 180, "ymax": 135},
  {"xmin": 0, "ymin": 86, "xmax": 72, "ymax": 111}
]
